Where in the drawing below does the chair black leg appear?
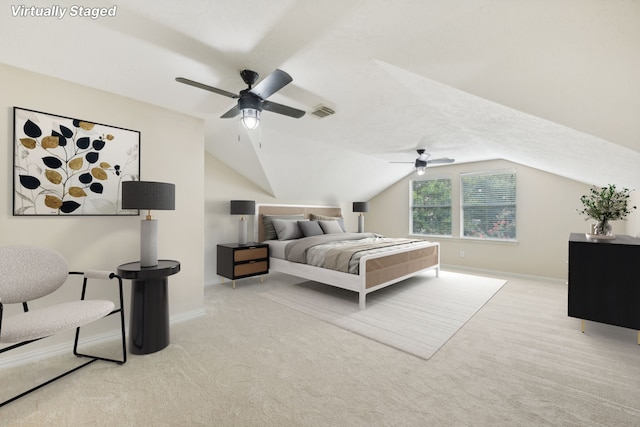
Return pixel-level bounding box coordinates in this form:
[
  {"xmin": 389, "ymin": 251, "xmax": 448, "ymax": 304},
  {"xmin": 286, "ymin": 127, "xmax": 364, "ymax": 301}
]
[
  {"xmin": 73, "ymin": 274, "xmax": 127, "ymax": 365},
  {"xmin": 0, "ymin": 359, "xmax": 98, "ymax": 408}
]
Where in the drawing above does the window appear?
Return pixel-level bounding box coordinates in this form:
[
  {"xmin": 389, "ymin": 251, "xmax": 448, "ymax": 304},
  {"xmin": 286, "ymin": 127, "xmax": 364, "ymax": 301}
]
[
  {"xmin": 410, "ymin": 178, "xmax": 452, "ymax": 236},
  {"xmin": 461, "ymin": 171, "xmax": 516, "ymax": 240}
]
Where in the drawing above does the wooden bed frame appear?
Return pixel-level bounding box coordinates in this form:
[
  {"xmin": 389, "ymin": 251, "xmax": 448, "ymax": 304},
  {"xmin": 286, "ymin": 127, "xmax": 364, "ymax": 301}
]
[{"xmin": 255, "ymin": 204, "xmax": 440, "ymax": 309}]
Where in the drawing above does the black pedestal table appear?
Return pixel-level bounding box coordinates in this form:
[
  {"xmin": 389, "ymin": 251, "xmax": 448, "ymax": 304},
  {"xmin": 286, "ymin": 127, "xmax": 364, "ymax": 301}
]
[{"xmin": 117, "ymin": 260, "xmax": 181, "ymax": 355}]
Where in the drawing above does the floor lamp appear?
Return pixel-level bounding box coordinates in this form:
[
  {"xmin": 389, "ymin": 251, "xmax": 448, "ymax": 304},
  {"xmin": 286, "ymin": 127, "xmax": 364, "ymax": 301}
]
[
  {"xmin": 230, "ymin": 200, "xmax": 255, "ymax": 245},
  {"xmin": 353, "ymin": 202, "xmax": 369, "ymax": 233},
  {"xmin": 122, "ymin": 181, "xmax": 175, "ymax": 267}
]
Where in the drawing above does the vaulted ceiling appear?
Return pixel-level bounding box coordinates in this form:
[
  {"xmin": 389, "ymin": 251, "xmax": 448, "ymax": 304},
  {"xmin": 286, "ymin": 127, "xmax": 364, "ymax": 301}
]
[{"xmin": 2, "ymin": 0, "xmax": 639, "ymax": 201}]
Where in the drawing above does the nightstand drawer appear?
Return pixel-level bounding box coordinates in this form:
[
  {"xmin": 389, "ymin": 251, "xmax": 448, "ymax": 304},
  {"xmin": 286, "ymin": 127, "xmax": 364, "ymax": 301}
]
[
  {"xmin": 234, "ymin": 260, "xmax": 268, "ymax": 277},
  {"xmin": 234, "ymin": 247, "xmax": 268, "ymax": 262}
]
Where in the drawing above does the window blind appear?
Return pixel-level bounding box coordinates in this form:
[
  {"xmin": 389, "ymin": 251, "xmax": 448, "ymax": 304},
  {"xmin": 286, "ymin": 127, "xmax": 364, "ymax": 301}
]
[
  {"xmin": 411, "ymin": 178, "xmax": 452, "ymax": 236},
  {"xmin": 461, "ymin": 171, "xmax": 516, "ymax": 239}
]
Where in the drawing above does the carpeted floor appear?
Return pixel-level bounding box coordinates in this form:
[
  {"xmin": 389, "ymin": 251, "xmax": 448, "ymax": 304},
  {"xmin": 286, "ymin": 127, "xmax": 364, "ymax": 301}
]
[
  {"xmin": 258, "ymin": 271, "xmax": 506, "ymax": 359},
  {"xmin": 2, "ymin": 269, "xmax": 640, "ymax": 426}
]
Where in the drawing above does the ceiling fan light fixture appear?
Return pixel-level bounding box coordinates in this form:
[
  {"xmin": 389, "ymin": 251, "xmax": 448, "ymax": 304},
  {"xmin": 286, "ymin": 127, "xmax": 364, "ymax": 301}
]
[
  {"xmin": 415, "ymin": 158, "xmax": 427, "ymax": 175},
  {"xmin": 241, "ymin": 108, "xmax": 260, "ymax": 130}
]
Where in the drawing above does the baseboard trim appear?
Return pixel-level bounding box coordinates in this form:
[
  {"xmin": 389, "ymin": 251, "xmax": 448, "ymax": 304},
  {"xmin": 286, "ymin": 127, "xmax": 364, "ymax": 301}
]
[
  {"xmin": 0, "ymin": 329, "xmax": 123, "ymax": 369},
  {"xmin": 441, "ymin": 263, "xmax": 566, "ymax": 284},
  {"xmin": 170, "ymin": 308, "xmax": 207, "ymax": 323},
  {"xmin": 204, "ymin": 280, "xmax": 219, "ymax": 288}
]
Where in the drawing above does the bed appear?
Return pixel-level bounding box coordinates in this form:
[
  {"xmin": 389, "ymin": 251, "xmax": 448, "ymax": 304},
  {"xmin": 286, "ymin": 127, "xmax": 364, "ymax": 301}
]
[{"xmin": 255, "ymin": 204, "xmax": 440, "ymax": 309}]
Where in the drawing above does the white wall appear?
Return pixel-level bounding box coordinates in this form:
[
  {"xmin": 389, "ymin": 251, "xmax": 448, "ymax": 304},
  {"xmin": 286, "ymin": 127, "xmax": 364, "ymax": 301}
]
[
  {"xmin": 1, "ymin": 64, "xmax": 205, "ymax": 359},
  {"xmin": 204, "ymin": 154, "xmax": 273, "ymax": 285},
  {"xmin": 365, "ymin": 159, "xmax": 629, "ymax": 280},
  {"xmin": 626, "ymin": 191, "xmax": 640, "ymax": 238}
]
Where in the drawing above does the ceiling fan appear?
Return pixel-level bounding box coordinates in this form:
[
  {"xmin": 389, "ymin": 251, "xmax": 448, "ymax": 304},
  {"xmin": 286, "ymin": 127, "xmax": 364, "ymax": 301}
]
[
  {"xmin": 391, "ymin": 149, "xmax": 455, "ymax": 175},
  {"xmin": 175, "ymin": 69, "xmax": 305, "ymax": 130}
]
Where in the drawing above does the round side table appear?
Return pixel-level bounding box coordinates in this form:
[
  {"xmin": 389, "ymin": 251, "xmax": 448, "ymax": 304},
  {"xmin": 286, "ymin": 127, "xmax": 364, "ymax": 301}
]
[{"xmin": 117, "ymin": 260, "xmax": 180, "ymax": 355}]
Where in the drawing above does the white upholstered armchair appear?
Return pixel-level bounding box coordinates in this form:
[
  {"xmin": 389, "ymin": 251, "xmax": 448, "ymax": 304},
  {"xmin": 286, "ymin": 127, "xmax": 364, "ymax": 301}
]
[{"xmin": 0, "ymin": 245, "xmax": 126, "ymax": 407}]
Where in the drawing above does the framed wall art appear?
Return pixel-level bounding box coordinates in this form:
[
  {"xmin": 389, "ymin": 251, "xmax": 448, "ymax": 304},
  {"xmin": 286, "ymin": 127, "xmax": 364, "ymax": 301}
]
[{"xmin": 13, "ymin": 107, "xmax": 140, "ymax": 216}]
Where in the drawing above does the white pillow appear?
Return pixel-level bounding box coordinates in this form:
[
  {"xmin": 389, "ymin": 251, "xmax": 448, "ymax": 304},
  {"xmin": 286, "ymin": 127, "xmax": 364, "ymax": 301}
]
[
  {"xmin": 272, "ymin": 218, "xmax": 306, "ymax": 240},
  {"xmin": 319, "ymin": 220, "xmax": 344, "ymax": 234}
]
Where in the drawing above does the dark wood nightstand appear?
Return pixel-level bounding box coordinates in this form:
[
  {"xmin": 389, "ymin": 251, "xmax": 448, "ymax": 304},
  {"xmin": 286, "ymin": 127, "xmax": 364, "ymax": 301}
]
[{"xmin": 217, "ymin": 243, "xmax": 269, "ymax": 288}]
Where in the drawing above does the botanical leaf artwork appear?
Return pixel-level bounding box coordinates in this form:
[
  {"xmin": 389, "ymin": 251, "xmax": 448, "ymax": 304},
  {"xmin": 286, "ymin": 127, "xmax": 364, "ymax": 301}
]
[{"xmin": 13, "ymin": 108, "xmax": 140, "ymax": 215}]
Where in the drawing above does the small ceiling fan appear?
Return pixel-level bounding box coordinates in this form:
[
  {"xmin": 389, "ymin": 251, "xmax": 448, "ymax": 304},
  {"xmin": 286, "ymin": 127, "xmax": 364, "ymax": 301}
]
[
  {"xmin": 176, "ymin": 69, "xmax": 305, "ymax": 130},
  {"xmin": 391, "ymin": 149, "xmax": 455, "ymax": 175}
]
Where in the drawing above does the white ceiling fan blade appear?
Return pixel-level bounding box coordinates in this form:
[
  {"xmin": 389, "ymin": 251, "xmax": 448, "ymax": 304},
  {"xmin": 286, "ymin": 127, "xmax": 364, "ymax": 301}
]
[
  {"xmin": 417, "ymin": 152, "xmax": 431, "ymax": 161},
  {"xmin": 427, "ymin": 158, "xmax": 455, "ymax": 164}
]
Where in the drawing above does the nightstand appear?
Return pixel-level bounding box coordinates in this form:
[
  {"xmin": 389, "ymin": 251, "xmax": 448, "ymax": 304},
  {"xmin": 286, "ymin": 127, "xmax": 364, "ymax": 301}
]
[{"xmin": 217, "ymin": 243, "xmax": 269, "ymax": 288}]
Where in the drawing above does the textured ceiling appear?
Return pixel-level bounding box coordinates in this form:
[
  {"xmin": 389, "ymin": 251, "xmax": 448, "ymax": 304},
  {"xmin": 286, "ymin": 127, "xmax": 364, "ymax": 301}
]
[{"xmin": 2, "ymin": 0, "xmax": 639, "ymax": 201}]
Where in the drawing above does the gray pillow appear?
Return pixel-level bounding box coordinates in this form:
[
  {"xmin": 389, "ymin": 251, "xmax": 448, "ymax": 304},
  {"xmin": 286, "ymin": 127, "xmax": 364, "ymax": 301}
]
[
  {"xmin": 262, "ymin": 214, "xmax": 304, "ymax": 240},
  {"xmin": 310, "ymin": 213, "xmax": 346, "ymax": 232},
  {"xmin": 272, "ymin": 218, "xmax": 306, "ymax": 240},
  {"xmin": 319, "ymin": 220, "xmax": 344, "ymax": 234},
  {"xmin": 298, "ymin": 220, "xmax": 324, "ymax": 237}
]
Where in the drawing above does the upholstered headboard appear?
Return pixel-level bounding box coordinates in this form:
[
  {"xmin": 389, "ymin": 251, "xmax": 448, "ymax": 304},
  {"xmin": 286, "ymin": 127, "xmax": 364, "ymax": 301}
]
[{"xmin": 255, "ymin": 204, "xmax": 342, "ymax": 242}]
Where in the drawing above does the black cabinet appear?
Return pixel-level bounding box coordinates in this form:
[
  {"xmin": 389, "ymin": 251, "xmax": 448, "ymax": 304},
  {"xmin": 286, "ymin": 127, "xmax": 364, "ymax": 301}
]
[
  {"xmin": 217, "ymin": 243, "xmax": 269, "ymax": 288},
  {"xmin": 568, "ymin": 233, "xmax": 640, "ymax": 332}
]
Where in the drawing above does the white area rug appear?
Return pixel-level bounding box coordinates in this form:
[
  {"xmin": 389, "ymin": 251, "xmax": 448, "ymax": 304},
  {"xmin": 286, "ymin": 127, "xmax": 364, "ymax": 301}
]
[{"xmin": 259, "ymin": 270, "xmax": 506, "ymax": 359}]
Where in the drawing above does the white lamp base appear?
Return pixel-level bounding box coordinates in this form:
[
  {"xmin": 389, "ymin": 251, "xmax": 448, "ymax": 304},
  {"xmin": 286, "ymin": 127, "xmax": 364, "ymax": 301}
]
[
  {"xmin": 238, "ymin": 217, "xmax": 248, "ymax": 244},
  {"xmin": 358, "ymin": 215, "xmax": 365, "ymax": 233},
  {"xmin": 140, "ymin": 219, "xmax": 158, "ymax": 267}
]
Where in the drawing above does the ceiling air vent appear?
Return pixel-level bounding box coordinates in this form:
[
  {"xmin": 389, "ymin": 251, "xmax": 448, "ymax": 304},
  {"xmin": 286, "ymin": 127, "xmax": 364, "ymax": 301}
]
[{"xmin": 310, "ymin": 105, "xmax": 335, "ymax": 119}]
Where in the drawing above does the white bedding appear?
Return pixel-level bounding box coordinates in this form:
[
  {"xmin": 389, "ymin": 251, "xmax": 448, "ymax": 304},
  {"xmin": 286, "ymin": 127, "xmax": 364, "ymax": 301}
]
[{"xmin": 265, "ymin": 239, "xmax": 291, "ymax": 259}]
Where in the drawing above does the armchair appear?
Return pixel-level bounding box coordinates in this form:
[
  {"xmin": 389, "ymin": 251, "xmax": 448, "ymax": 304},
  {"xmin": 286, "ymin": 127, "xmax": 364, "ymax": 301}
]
[{"xmin": 0, "ymin": 245, "xmax": 126, "ymax": 407}]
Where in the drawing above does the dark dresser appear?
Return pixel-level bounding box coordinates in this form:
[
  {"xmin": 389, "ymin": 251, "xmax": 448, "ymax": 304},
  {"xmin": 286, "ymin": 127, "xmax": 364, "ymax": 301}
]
[{"xmin": 568, "ymin": 233, "xmax": 640, "ymax": 342}]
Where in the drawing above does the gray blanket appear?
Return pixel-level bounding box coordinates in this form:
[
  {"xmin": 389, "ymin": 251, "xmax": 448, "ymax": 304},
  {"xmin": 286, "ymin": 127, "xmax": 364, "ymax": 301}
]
[
  {"xmin": 284, "ymin": 233, "xmax": 427, "ymax": 274},
  {"xmin": 323, "ymin": 238, "xmax": 420, "ymax": 273},
  {"xmin": 284, "ymin": 233, "xmax": 378, "ymax": 264}
]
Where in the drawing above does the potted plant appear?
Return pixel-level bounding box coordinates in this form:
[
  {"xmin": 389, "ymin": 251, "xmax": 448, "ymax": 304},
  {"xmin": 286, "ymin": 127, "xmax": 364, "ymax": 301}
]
[{"xmin": 577, "ymin": 184, "xmax": 636, "ymax": 236}]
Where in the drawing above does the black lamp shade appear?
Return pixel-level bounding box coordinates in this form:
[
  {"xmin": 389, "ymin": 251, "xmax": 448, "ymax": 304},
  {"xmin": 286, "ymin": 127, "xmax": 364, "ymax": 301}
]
[
  {"xmin": 230, "ymin": 200, "xmax": 255, "ymax": 215},
  {"xmin": 353, "ymin": 202, "xmax": 369, "ymax": 213},
  {"xmin": 122, "ymin": 181, "xmax": 175, "ymax": 210}
]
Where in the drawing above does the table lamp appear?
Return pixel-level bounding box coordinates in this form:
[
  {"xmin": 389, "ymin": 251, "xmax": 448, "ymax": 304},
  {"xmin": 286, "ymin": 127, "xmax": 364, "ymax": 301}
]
[
  {"xmin": 230, "ymin": 200, "xmax": 255, "ymax": 245},
  {"xmin": 353, "ymin": 202, "xmax": 369, "ymax": 233},
  {"xmin": 122, "ymin": 181, "xmax": 175, "ymax": 267}
]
